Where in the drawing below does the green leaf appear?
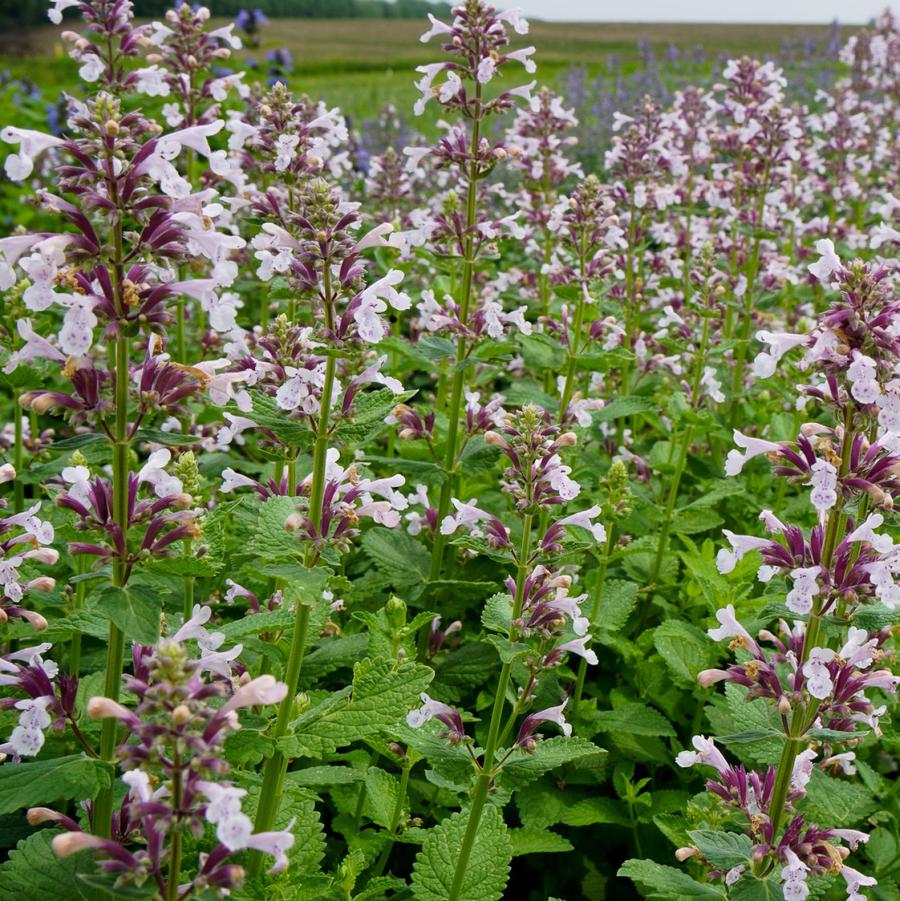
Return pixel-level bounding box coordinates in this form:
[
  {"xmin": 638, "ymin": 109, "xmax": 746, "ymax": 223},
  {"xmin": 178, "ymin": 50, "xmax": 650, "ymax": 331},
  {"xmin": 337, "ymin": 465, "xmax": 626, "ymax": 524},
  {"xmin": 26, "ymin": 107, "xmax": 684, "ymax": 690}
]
[
  {"xmin": 617, "ymin": 859, "xmax": 725, "ymax": 900},
  {"xmin": 132, "ymin": 428, "xmax": 201, "ymax": 447},
  {"xmin": 508, "ymin": 827, "xmax": 573, "ymax": 856},
  {"xmin": 592, "ymin": 703, "xmax": 676, "ymax": 737},
  {"xmin": 595, "ymin": 397, "xmax": 656, "ymax": 422},
  {"xmin": 499, "ymin": 736, "xmax": 606, "ymax": 791},
  {"xmin": 558, "ymin": 796, "xmax": 631, "ymax": 827},
  {"xmin": 239, "ymin": 391, "xmax": 314, "ymax": 449},
  {"xmin": 279, "ymin": 657, "xmax": 433, "ymax": 758},
  {"xmin": 362, "ymin": 527, "xmax": 430, "ymax": 589},
  {"xmin": 363, "ymin": 766, "xmax": 400, "ymax": 828},
  {"xmin": 0, "ymin": 754, "xmax": 113, "ymax": 815},
  {"xmin": 594, "ymin": 580, "xmax": 639, "ymax": 632},
  {"xmin": 801, "ymin": 768, "xmax": 877, "ymax": 827},
  {"xmin": 411, "ymin": 804, "xmax": 511, "ymax": 901},
  {"xmin": 96, "ymin": 583, "xmax": 161, "ymax": 646},
  {"xmin": 687, "ymin": 830, "xmax": 753, "ymax": 869},
  {"xmin": 247, "ymin": 496, "xmax": 302, "ymax": 560},
  {"xmin": 653, "ymin": 620, "xmax": 712, "ymax": 687},
  {"xmin": 0, "ymin": 831, "xmax": 93, "ymax": 901},
  {"xmin": 47, "ymin": 433, "xmax": 107, "ymax": 451},
  {"xmin": 728, "ymin": 875, "xmax": 783, "ymax": 901},
  {"xmin": 335, "ymin": 388, "xmax": 416, "ymax": 445}
]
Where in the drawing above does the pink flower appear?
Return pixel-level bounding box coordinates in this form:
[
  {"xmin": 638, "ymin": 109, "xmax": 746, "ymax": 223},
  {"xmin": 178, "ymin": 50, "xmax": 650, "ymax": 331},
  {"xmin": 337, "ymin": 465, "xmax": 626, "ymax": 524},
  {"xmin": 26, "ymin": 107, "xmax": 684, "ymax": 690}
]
[
  {"xmin": 221, "ymin": 675, "xmax": 288, "ymax": 714},
  {"xmin": 707, "ymin": 605, "xmax": 759, "ymax": 654},
  {"xmin": 725, "ymin": 430, "xmax": 782, "ymax": 476},
  {"xmin": 675, "ymin": 735, "xmax": 729, "ymax": 774}
]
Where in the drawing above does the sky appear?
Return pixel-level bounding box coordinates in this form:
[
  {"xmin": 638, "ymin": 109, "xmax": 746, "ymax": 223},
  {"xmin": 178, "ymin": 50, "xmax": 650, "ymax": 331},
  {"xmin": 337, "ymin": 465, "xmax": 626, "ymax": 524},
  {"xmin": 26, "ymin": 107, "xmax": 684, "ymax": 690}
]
[{"xmin": 496, "ymin": 0, "xmax": 895, "ymax": 23}]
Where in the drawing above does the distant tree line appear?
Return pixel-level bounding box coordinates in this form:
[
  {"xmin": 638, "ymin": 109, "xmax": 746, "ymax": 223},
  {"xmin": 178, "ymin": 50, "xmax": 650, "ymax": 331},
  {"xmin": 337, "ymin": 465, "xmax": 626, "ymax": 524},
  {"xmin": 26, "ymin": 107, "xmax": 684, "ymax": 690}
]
[{"xmin": 1, "ymin": 0, "xmax": 452, "ymax": 34}]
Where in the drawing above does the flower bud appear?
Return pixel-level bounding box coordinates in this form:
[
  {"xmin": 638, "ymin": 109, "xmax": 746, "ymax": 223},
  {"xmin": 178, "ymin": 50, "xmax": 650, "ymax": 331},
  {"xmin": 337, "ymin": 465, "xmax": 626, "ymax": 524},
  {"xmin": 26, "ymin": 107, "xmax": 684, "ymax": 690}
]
[
  {"xmin": 104, "ymin": 120, "xmax": 119, "ymax": 136},
  {"xmin": 87, "ymin": 697, "xmax": 134, "ymax": 721},
  {"xmin": 557, "ymin": 432, "xmax": 578, "ymax": 447},
  {"xmin": 675, "ymin": 847, "xmax": 698, "ymax": 861},
  {"xmin": 484, "ymin": 430, "xmax": 506, "ymax": 447},
  {"xmin": 284, "ymin": 513, "xmax": 304, "ymax": 532},
  {"xmin": 52, "ymin": 832, "xmax": 106, "ymax": 858},
  {"xmin": 27, "ymin": 807, "xmax": 67, "ymax": 826},
  {"xmin": 385, "ymin": 595, "xmax": 407, "ymax": 631},
  {"xmin": 145, "ymin": 53, "xmax": 162, "ymax": 64},
  {"xmin": 172, "ymin": 704, "xmax": 191, "ymax": 726},
  {"xmin": 0, "ymin": 464, "xmax": 16, "ymax": 484},
  {"xmin": 779, "ymin": 695, "xmax": 792, "ymax": 715},
  {"xmin": 25, "ymin": 577, "xmax": 55, "ymax": 592}
]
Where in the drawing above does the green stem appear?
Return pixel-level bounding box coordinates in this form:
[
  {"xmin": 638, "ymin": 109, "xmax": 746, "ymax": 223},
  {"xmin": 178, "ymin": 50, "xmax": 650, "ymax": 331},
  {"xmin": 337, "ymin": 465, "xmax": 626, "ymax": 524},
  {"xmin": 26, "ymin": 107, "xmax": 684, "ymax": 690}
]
[
  {"xmin": 69, "ymin": 556, "xmax": 88, "ymax": 675},
  {"xmin": 572, "ymin": 527, "xmax": 615, "ymax": 710},
  {"xmin": 249, "ymin": 353, "xmax": 336, "ymax": 876},
  {"xmin": 12, "ymin": 412, "xmax": 23, "ymax": 513},
  {"xmin": 371, "ymin": 763, "xmax": 412, "ymax": 879},
  {"xmin": 764, "ymin": 407, "xmax": 854, "ymax": 847},
  {"xmin": 94, "ymin": 328, "xmax": 130, "ymax": 837},
  {"xmin": 422, "ymin": 86, "xmax": 483, "ymax": 615},
  {"xmin": 558, "ymin": 234, "xmax": 589, "ymax": 423},
  {"xmin": 447, "ymin": 513, "xmax": 532, "ymax": 901},
  {"xmin": 182, "ymin": 538, "xmax": 195, "ymax": 621},
  {"xmin": 648, "ymin": 423, "xmax": 693, "ymax": 590},
  {"xmin": 167, "ymin": 749, "xmax": 183, "ymax": 901}
]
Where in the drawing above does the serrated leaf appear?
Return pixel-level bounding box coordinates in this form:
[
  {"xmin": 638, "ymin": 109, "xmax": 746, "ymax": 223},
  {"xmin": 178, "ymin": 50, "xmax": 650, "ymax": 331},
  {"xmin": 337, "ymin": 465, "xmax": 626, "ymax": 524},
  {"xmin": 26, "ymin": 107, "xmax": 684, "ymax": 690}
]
[
  {"xmin": 363, "ymin": 766, "xmax": 400, "ymax": 828},
  {"xmin": 801, "ymin": 768, "xmax": 877, "ymax": 827},
  {"xmin": 499, "ymin": 736, "xmax": 605, "ymax": 791},
  {"xmin": 411, "ymin": 804, "xmax": 511, "ymax": 901},
  {"xmin": 96, "ymin": 583, "xmax": 161, "ymax": 646},
  {"xmin": 653, "ymin": 620, "xmax": 712, "ymax": 687},
  {"xmin": 0, "ymin": 831, "xmax": 92, "ymax": 900},
  {"xmin": 0, "ymin": 754, "xmax": 113, "ymax": 815},
  {"xmin": 247, "ymin": 496, "xmax": 302, "ymax": 559},
  {"xmin": 279, "ymin": 657, "xmax": 433, "ymax": 758},
  {"xmin": 728, "ymin": 875, "xmax": 783, "ymax": 901},
  {"xmin": 335, "ymin": 388, "xmax": 416, "ymax": 445},
  {"xmin": 618, "ymin": 859, "xmax": 725, "ymax": 899},
  {"xmin": 687, "ymin": 830, "xmax": 753, "ymax": 869},
  {"xmin": 239, "ymin": 391, "xmax": 314, "ymax": 449},
  {"xmin": 132, "ymin": 428, "xmax": 201, "ymax": 447},
  {"xmin": 592, "ymin": 703, "xmax": 676, "ymax": 737},
  {"xmin": 509, "ymin": 827, "xmax": 573, "ymax": 856},
  {"xmin": 362, "ymin": 527, "xmax": 430, "ymax": 589},
  {"xmin": 595, "ymin": 397, "xmax": 656, "ymax": 422},
  {"xmin": 594, "ymin": 579, "xmax": 639, "ymax": 632},
  {"xmin": 558, "ymin": 796, "xmax": 631, "ymax": 827}
]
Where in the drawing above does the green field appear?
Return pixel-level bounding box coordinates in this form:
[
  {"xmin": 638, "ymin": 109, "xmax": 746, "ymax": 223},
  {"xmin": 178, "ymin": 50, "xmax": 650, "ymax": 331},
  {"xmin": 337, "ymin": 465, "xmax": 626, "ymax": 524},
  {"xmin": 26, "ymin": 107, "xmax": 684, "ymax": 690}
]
[{"xmin": 3, "ymin": 18, "xmax": 856, "ymax": 123}]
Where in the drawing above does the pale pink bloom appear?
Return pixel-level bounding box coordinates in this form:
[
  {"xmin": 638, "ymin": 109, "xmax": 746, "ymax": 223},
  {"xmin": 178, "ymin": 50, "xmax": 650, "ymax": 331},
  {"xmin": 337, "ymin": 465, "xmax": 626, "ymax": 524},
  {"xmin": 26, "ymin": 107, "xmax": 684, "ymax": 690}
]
[
  {"xmin": 525, "ymin": 700, "xmax": 572, "ymax": 737},
  {"xmin": 51, "ymin": 832, "xmax": 108, "ymax": 858},
  {"xmin": 707, "ymin": 605, "xmax": 758, "ymax": 653},
  {"xmin": 222, "ymin": 675, "xmax": 288, "ymax": 714},
  {"xmin": 556, "ymin": 637, "xmax": 598, "ymax": 665},
  {"xmin": 555, "ymin": 505, "xmax": 606, "ymax": 542},
  {"xmin": 675, "ymin": 735, "xmax": 729, "ymax": 773},
  {"xmin": 1, "ymin": 126, "xmax": 64, "ymax": 180},
  {"xmin": 3, "ymin": 318, "xmax": 67, "ymax": 373},
  {"xmin": 725, "ymin": 430, "xmax": 782, "ymax": 476},
  {"xmin": 172, "ymin": 603, "xmax": 213, "ymax": 643},
  {"xmin": 716, "ymin": 530, "xmax": 770, "ymax": 574},
  {"xmin": 752, "ymin": 331, "xmax": 807, "ymax": 379},
  {"xmin": 419, "ymin": 13, "xmax": 452, "ymax": 42},
  {"xmin": 440, "ymin": 499, "xmax": 493, "ymax": 535}
]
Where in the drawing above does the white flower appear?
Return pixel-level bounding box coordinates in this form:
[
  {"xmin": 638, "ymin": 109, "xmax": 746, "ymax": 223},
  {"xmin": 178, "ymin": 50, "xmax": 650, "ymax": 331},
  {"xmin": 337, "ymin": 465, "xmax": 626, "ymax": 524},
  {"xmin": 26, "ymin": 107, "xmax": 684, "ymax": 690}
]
[
  {"xmin": 554, "ymin": 506, "xmax": 606, "ymax": 542},
  {"xmin": 725, "ymin": 430, "xmax": 782, "ymax": 476},
  {"xmin": 419, "ymin": 13, "xmax": 452, "ymax": 43},
  {"xmin": 807, "ymin": 238, "xmax": 842, "ymax": 282},
  {"xmin": 134, "ymin": 65, "xmax": 170, "ymax": 98},
  {"xmin": 2, "ymin": 126, "xmax": 64, "ymax": 181},
  {"xmin": 675, "ymin": 735, "xmax": 729, "ymax": 773},
  {"xmin": 47, "ymin": 0, "xmax": 81, "ymax": 24},
  {"xmin": 716, "ymin": 530, "xmax": 770, "ymax": 574}
]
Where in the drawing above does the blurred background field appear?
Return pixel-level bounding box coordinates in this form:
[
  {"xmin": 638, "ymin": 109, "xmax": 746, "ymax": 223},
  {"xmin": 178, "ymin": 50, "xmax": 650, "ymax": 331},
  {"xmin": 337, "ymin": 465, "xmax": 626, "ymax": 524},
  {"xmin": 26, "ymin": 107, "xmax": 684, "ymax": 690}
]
[{"xmin": 0, "ymin": 11, "xmax": 860, "ymax": 185}]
